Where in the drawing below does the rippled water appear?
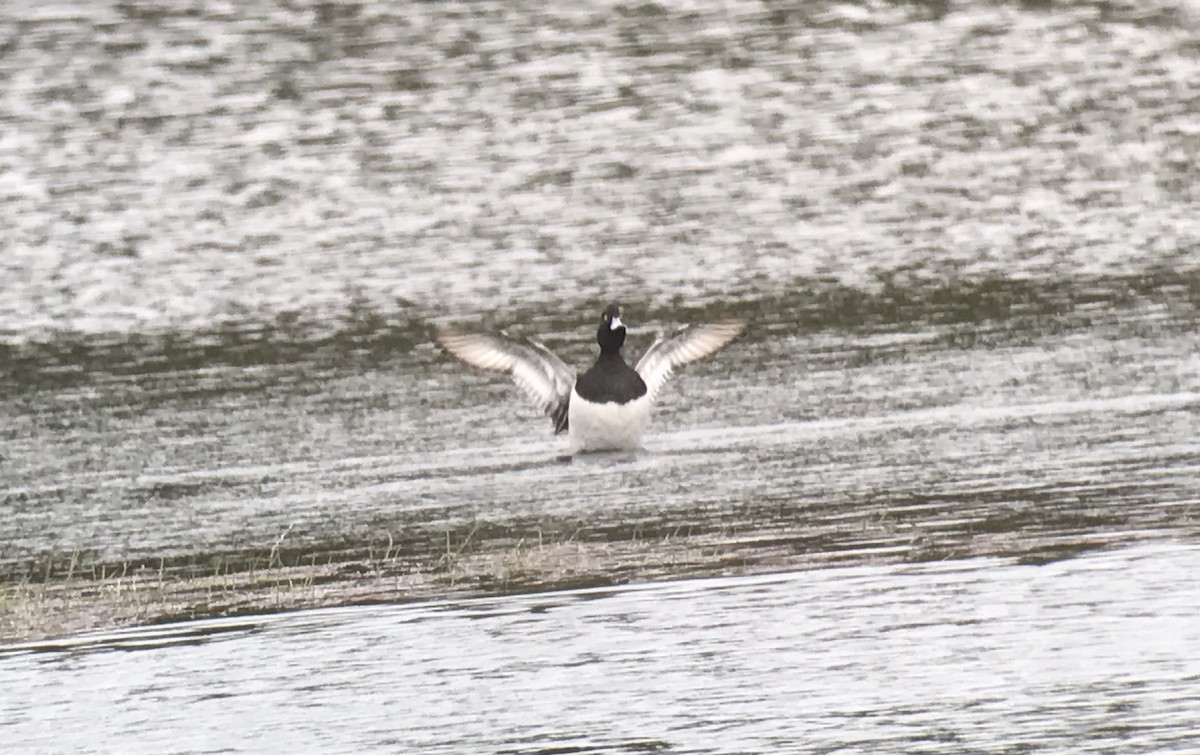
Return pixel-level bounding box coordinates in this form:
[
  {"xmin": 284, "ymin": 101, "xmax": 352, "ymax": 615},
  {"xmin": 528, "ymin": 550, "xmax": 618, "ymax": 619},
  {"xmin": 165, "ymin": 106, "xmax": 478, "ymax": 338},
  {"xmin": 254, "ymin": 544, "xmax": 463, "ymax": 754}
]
[
  {"xmin": 4, "ymin": 544, "xmax": 1200, "ymax": 753},
  {"xmin": 1, "ymin": 0, "xmax": 1197, "ymax": 337},
  {"xmin": 2, "ymin": 0, "xmax": 1199, "ymax": 750},
  {"xmin": 4, "ymin": 292, "xmax": 1197, "ymax": 581}
]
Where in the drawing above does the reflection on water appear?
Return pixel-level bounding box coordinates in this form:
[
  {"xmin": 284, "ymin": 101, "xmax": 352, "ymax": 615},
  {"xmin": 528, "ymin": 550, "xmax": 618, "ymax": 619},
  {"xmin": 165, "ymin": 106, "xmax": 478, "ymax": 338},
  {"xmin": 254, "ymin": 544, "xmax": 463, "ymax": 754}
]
[{"xmin": 4, "ymin": 544, "xmax": 1199, "ymax": 753}]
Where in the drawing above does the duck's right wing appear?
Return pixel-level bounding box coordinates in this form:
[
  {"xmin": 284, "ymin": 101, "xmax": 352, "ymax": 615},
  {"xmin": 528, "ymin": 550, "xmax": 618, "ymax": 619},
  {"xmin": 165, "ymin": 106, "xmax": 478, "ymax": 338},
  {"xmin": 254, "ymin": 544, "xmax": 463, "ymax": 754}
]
[{"xmin": 435, "ymin": 329, "xmax": 576, "ymax": 433}]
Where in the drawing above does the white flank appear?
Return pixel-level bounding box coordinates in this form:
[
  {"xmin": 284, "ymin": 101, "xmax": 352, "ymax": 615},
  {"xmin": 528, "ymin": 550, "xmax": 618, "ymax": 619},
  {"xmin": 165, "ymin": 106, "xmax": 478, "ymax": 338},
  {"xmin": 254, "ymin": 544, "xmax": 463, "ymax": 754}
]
[{"xmin": 567, "ymin": 391, "xmax": 652, "ymax": 453}]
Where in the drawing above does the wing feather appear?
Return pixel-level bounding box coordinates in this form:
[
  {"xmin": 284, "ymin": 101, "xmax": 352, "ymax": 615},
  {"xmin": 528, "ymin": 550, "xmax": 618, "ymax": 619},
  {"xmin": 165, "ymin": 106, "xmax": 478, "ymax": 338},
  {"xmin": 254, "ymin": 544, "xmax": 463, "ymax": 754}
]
[
  {"xmin": 634, "ymin": 319, "xmax": 745, "ymax": 403},
  {"xmin": 435, "ymin": 329, "xmax": 576, "ymax": 433}
]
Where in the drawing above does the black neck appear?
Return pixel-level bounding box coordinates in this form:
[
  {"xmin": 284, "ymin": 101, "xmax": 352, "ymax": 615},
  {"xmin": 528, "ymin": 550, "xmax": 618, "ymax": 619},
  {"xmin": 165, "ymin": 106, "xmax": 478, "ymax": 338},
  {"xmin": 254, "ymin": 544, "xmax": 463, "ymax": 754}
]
[{"xmin": 597, "ymin": 324, "xmax": 625, "ymax": 355}]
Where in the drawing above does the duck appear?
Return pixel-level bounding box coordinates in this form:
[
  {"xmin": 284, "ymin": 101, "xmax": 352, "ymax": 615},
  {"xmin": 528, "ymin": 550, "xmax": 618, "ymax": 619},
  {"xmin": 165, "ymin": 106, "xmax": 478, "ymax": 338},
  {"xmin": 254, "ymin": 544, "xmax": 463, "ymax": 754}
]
[{"xmin": 435, "ymin": 303, "xmax": 744, "ymax": 453}]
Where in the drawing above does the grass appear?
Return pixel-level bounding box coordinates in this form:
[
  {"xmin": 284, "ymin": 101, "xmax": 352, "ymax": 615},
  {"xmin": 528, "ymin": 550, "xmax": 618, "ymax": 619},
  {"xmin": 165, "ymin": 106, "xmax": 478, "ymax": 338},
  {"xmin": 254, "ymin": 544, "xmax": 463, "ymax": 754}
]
[
  {"xmin": 1, "ymin": 515, "xmax": 1133, "ymax": 644},
  {"xmin": 0, "ymin": 522, "xmax": 847, "ymax": 644}
]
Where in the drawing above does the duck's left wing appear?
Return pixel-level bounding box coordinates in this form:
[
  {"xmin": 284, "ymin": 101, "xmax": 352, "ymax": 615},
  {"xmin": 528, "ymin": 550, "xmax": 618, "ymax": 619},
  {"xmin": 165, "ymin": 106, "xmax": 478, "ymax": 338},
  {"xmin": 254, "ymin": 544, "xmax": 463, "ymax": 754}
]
[
  {"xmin": 435, "ymin": 329, "xmax": 576, "ymax": 433},
  {"xmin": 634, "ymin": 319, "xmax": 745, "ymax": 403}
]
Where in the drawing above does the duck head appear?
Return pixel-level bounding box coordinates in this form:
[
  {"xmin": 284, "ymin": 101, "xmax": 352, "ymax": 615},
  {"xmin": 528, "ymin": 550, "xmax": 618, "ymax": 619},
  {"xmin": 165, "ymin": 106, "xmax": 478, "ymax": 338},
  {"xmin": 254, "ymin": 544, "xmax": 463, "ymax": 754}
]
[{"xmin": 597, "ymin": 303, "xmax": 626, "ymax": 354}]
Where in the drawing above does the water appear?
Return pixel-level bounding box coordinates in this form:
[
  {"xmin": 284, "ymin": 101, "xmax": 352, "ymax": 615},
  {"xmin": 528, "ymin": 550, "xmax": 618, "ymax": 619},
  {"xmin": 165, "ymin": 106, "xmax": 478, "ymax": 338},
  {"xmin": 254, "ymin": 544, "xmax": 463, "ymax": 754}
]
[
  {"xmin": 4, "ymin": 298, "xmax": 1197, "ymax": 583},
  {"xmin": 2, "ymin": 0, "xmax": 1199, "ymax": 750},
  {"xmin": 4, "ymin": 544, "xmax": 1199, "ymax": 753},
  {"xmin": 1, "ymin": 1, "xmax": 1196, "ymax": 338}
]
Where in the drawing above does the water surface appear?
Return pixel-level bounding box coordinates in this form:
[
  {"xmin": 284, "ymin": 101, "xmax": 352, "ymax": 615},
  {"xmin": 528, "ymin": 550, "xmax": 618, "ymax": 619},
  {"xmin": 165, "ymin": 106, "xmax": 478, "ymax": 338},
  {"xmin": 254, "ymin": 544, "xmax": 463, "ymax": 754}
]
[
  {"xmin": 4, "ymin": 544, "xmax": 1199, "ymax": 753},
  {"xmin": 2, "ymin": 0, "xmax": 1199, "ymax": 748}
]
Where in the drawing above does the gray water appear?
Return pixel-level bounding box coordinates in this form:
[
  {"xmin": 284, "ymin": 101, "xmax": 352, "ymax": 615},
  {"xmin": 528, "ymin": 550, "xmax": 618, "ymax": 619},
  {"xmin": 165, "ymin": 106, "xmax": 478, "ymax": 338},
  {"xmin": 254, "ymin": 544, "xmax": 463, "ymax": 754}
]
[
  {"xmin": 2, "ymin": 0, "xmax": 1200, "ymax": 751},
  {"xmin": 4, "ymin": 292, "xmax": 1198, "ymax": 581},
  {"xmin": 4, "ymin": 543, "xmax": 1200, "ymax": 753}
]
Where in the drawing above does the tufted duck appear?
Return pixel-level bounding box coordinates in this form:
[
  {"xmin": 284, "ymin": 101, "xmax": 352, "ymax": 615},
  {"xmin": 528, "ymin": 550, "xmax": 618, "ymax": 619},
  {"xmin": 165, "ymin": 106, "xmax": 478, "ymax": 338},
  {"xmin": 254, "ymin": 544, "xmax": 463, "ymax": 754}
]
[{"xmin": 436, "ymin": 304, "xmax": 744, "ymax": 453}]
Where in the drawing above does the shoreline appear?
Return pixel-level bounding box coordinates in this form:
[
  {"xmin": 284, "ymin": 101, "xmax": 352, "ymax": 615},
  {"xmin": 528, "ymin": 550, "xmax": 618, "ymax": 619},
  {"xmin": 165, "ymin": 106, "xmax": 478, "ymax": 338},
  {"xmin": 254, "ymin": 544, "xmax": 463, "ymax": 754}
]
[
  {"xmin": 0, "ymin": 528, "xmax": 804, "ymax": 644},
  {"xmin": 0, "ymin": 524, "xmax": 1139, "ymax": 645}
]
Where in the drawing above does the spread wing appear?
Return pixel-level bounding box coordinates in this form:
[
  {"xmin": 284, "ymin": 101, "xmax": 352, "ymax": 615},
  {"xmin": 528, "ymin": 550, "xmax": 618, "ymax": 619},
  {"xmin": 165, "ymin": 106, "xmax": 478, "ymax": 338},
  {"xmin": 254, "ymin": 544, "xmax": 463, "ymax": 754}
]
[
  {"xmin": 435, "ymin": 329, "xmax": 576, "ymax": 433},
  {"xmin": 634, "ymin": 319, "xmax": 745, "ymax": 403}
]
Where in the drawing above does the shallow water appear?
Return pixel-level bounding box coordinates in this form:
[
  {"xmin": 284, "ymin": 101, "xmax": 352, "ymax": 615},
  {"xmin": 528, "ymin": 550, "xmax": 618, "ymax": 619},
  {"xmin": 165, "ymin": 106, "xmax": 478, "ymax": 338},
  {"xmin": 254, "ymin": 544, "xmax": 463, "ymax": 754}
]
[
  {"xmin": 2, "ymin": 0, "xmax": 1199, "ymax": 750},
  {"xmin": 3, "ymin": 295, "xmax": 1198, "ymax": 581},
  {"xmin": 4, "ymin": 543, "xmax": 1200, "ymax": 753},
  {"xmin": 2, "ymin": 0, "xmax": 1198, "ymax": 581}
]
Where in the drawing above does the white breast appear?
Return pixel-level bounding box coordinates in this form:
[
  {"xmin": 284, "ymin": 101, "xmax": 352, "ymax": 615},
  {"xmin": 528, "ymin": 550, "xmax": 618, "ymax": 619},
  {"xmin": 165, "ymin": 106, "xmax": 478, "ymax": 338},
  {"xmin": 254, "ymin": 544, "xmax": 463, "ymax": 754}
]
[{"xmin": 567, "ymin": 390, "xmax": 652, "ymax": 453}]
